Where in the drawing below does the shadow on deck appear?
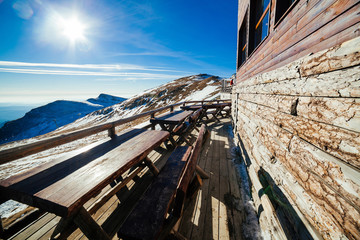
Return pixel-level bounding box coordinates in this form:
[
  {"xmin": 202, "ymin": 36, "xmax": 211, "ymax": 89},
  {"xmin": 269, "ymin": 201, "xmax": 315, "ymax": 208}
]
[{"xmin": 7, "ymin": 118, "xmax": 245, "ymax": 240}]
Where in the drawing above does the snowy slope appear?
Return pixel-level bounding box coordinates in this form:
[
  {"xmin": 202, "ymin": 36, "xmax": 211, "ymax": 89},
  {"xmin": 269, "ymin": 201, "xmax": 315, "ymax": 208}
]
[
  {"xmin": 0, "ymin": 94, "xmax": 126, "ymax": 144},
  {"xmin": 54, "ymin": 74, "xmax": 222, "ymax": 134}
]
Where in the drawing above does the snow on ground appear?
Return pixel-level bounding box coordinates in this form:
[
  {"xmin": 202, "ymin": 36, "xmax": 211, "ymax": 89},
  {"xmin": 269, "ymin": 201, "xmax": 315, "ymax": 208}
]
[
  {"xmin": 0, "ymin": 200, "xmax": 28, "ymax": 219},
  {"xmin": 183, "ymin": 85, "xmax": 219, "ymax": 101},
  {"xmin": 227, "ymin": 125, "xmax": 262, "ymax": 240}
]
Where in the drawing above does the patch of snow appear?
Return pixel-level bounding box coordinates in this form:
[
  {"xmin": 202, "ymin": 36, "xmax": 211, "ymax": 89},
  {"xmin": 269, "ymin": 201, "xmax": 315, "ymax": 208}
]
[
  {"xmin": 183, "ymin": 85, "xmax": 220, "ymax": 101},
  {"xmin": 0, "ymin": 200, "xmax": 28, "ymax": 219},
  {"xmin": 227, "ymin": 125, "xmax": 262, "ymax": 240}
]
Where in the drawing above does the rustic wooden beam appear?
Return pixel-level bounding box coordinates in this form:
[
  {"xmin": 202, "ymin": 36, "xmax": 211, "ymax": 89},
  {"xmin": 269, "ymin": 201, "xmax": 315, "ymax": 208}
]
[
  {"xmin": 195, "ymin": 165, "xmax": 210, "ymax": 179},
  {"xmin": 107, "ymin": 125, "xmax": 116, "ymax": 138},
  {"xmin": 73, "ymin": 207, "xmax": 111, "ymax": 240},
  {"xmin": 144, "ymin": 157, "xmax": 160, "ymax": 176}
]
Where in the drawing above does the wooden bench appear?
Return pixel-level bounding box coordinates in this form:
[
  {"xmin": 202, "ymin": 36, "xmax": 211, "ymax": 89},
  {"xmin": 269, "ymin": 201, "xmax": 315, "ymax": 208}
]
[
  {"xmin": 118, "ymin": 124, "xmax": 208, "ymax": 240},
  {"xmin": 0, "ymin": 128, "xmax": 170, "ymax": 240},
  {"xmin": 172, "ymin": 108, "xmax": 203, "ymax": 145}
]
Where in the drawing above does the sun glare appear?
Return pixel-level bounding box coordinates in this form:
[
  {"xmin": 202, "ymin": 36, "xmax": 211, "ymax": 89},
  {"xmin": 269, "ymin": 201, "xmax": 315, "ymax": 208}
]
[{"xmin": 59, "ymin": 17, "xmax": 86, "ymax": 42}]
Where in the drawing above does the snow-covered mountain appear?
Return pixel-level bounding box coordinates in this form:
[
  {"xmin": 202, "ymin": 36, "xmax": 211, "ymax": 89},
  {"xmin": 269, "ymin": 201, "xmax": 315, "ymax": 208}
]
[
  {"xmin": 52, "ymin": 74, "xmax": 222, "ymax": 135},
  {"xmin": 0, "ymin": 73, "xmax": 222, "ymax": 148},
  {"xmin": 0, "ymin": 94, "xmax": 126, "ymax": 144}
]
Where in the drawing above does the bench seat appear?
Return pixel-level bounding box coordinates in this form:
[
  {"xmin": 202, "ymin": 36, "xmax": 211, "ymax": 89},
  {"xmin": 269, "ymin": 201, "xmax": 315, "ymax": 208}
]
[
  {"xmin": 118, "ymin": 124, "xmax": 208, "ymax": 240},
  {"xmin": 117, "ymin": 146, "xmax": 192, "ymax": 240}
]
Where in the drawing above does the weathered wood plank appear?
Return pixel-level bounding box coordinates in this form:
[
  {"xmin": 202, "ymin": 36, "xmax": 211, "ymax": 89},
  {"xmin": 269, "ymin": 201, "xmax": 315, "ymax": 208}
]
[
  {"xmin": 236, "ymin": 113, "xmax": 337, "ymax": 239},
  {"xmin": 237, "ymin": 35, "xmax": 360, "ymax": 89},
  {"xmin": 236, "ymin": 101, "xmax": 360, "ymax": 239},
  {"xmin": 186, "ymin": 127, "xmax": 212, "ymax": 239},
  {"xmin": 73, "ymin": 207, "xmax": 111, "ymax": 240},
  {"xmin": 0, "ymin": 129, "xmax": 170, "ymax": 217},
  {"xmin": 300, "ymin": 35, "xmax": 360, "ymax": 76},
  {"xmin": 202, "ymin": 129, "xmax": 219, "ymax": 240},
  {"xmin": 238, "ymin": 99, "xmax": 360, "ymax": 171},
  {"xmin": 237, "ymin": 0, "xmax": 359, "ymax": 82},
  {"xmin": 117, "ymin": 146, "xmax": 192, "ymax": 240},
  {"xmin": 218, "ymin": 129, "xmax": 234, "ymax": 240},
  {"xmin": 238, "ymin": 94, "xmax": 360, "ymax": 133},
  {"xmin": 236, "ymin": 65, "xmax": 360, "ymax": 98}
]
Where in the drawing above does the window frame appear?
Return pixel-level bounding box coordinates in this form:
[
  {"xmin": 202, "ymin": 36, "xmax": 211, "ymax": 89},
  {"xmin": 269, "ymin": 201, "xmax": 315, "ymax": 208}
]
[
  {"xmin": 237, "ymin": 10, "xmax": 248, "ymax": 70},
  {"xmin": 248, "ymin": 0, "xmax": 271, "ymax": 56}
]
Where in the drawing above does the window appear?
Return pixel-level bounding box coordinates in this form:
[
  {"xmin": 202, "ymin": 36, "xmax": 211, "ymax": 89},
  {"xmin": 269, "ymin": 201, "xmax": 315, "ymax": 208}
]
[
  {"xmin": 237, "ymin": 12, "xmax": 247, "ymax": 69},
  {"xmin": 275, "ymin": 0, "xmax": 297, "ymax": 24},
  {"xmin": 249, "ymin": 0, "xmax": 270, "ymax": 55}
]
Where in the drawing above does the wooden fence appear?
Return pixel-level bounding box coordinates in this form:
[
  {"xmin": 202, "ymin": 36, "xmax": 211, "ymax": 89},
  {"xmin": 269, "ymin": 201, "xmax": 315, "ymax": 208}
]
[{"xmin": 0, "ymin": 100, "xmax": 230, "ymax": 165}]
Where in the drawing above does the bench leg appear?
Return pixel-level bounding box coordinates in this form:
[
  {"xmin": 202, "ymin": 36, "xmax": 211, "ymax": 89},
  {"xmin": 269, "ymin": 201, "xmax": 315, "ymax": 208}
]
[
  {"xmin": 74, "ymin": 207, "xmax": 111, "ymax": 240},
  {"xmin": 144, "ymin": 157, "xmax": 160, "ymax": 176},
  {"xmin": 195, "ymin": 165, "xmax": 210, "ymax": 179}
]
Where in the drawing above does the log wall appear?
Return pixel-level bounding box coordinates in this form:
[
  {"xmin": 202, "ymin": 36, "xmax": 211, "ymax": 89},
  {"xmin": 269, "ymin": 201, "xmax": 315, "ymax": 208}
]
[
  {"xmin": 236, "ymin": 0, "xmax": 360, "ymax": 82},
  {"xmin": 233, "ymin": 12, "xmax": 360, "ymax": 238}
]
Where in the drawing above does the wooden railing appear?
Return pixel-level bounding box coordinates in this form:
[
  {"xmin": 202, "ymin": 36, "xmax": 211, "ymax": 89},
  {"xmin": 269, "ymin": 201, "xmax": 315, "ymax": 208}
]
[{"xmin": 0, "ymin": 100, "xmax": 230, "ymax": 165}]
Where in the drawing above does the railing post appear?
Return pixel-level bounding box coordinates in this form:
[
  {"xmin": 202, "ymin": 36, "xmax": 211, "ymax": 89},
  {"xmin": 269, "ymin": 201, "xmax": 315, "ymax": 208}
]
[
  {"xmin": 108, "ymin": 124, "xmax": 116, "ymax": 138},
  {"xmin": 170, "ymin": 106, "xmax": 174, "ymax": 112},
  {"xmin": 151, "ymin": 113, "xmax": 155, "ymax": 130},
  {"xmin": 0, "ymin": 216, "xmax": 4, "ymax": 234}
]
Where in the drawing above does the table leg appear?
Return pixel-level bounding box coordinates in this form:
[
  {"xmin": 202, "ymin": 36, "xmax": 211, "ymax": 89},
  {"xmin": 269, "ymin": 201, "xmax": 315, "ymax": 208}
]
[
  {"xmin": 50, "ymin": 216, "xmax": 75, "ymax": 239},
  {"xmin": 74, "ymin": 206, "xmax": 111, "ymax": 240},
  {"xmin": 144, "ymin": 157, "xmax": 160, "ymax": 176},
  {"xmin": 159, "ymin": 123, "xmax": 177, "ymax": 147}
]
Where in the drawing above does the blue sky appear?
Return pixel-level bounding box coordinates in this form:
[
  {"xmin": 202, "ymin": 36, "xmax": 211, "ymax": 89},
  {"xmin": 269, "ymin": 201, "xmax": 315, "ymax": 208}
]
[{"xmin": 0, "ymin": 0, "xmax": 238, "ymax": 105}]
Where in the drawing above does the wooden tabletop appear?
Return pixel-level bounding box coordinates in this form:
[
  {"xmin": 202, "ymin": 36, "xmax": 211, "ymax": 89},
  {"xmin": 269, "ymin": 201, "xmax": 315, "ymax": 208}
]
[
  {"xmin": 181, "ymin": 103, "xmax": 231, "ymax": 111},
  {"xmin": 0, "ymin": 128, "xmax": 169, "ymax": 217},
  {"xmin": 150, "ymin": 110, "xmax": 193, "ymax": 125},
  {"xmin": 180, "ymin": 105, "xmax": 203, "ymax": 111}
]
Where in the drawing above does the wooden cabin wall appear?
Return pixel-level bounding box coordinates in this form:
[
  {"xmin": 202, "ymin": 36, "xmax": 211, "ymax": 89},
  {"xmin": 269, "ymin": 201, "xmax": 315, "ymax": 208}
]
[
  {"xmin": 233, "ymin": 0, "xmax": 360, "ymax": 239},
  {"xmin": 236, "ymin": 0, "xmax": 360, "ymax": 82}
]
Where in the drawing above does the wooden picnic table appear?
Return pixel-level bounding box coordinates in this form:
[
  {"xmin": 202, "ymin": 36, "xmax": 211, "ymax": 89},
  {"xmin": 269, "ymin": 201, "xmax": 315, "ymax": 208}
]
[
  {"xmin": 181, "ymin": 102, "xmax": 231, "ymax": 121},
  {"xmin": 150, "ymin": 110, "xmax": 193, "ymax": 146},
  {"xmin": 0, "ymin": 128, "xmax": 170, "ymax": 240},
  {"xmin": 181, "ymin": 102, "xmax": 231, "ymax": 111}
]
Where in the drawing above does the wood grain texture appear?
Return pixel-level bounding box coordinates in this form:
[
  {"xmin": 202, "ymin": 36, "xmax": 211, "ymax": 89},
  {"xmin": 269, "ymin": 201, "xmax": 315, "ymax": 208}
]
[
  {"xmin": 236, "ymin": 0, "xmax": 360, "ymax": 82},
  {"xmin": 235, "ymin": 99, "xmax": 360, "ymax": 239},
  {"xmin": 117, "ymin": 146, "xmax": 192, "ymax": 240},
  {"xmin": 150, "ymin": 111, "xmax": 193, "ymax": 125},
  {"xmin": 0, "ymin": 129, "xmax": 169, "ymax": 217},
  {"xmin": 238, "ymin": 93, "xmax": 360, "ymax": 133}
]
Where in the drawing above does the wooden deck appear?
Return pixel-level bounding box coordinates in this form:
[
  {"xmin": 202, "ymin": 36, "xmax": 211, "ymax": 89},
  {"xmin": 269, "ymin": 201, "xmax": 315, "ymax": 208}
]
[{"xmin": 7, "ymin": 118, "xmax": 245, "ymax": 240}]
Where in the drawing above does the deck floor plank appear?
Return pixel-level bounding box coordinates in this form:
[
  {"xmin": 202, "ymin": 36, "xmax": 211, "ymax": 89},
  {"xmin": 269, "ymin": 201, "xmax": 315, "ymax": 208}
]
[{"xmin": 6, "ymin": 118, "xmax": 245, "ymax": 240}]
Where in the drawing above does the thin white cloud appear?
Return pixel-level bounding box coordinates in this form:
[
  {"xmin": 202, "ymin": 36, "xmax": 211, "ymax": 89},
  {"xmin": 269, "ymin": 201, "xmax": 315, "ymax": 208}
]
[
  {"xmin": 0, "ymin": 61, "xmax": 182, "ymax": 72},
  {"xmin": 0, "ymin": 67, "xmax": 185, "ymax": 80}
]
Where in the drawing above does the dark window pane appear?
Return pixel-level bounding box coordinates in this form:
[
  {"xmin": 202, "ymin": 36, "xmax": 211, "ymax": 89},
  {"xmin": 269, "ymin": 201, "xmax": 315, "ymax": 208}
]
[
  {"xmin": 275, "ymin": 0, "xmax": 297, "ymax": 23},
  {"xmin": 249, "ymin": 0, "xmax": 270, "ymax": 54},
  {"xmin": 237, "ymin": 12, "xmax": 247, "ymax": 69}
]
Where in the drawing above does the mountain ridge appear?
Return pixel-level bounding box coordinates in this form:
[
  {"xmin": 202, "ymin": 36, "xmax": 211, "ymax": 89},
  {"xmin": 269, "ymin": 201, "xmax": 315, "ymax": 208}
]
[
  {"xmin": 0, "ymin": 94, "xmax": 126, "ymax": 144},
  {"xmin": 0, "ymin": 74, "xmax": 223, "ymax": 146}
]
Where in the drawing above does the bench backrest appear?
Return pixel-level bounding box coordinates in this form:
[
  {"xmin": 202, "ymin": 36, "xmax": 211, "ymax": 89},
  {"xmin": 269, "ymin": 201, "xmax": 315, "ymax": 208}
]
[{"xmin": 173, "ymin": 124, "xmax": 207, "ymax": 217}]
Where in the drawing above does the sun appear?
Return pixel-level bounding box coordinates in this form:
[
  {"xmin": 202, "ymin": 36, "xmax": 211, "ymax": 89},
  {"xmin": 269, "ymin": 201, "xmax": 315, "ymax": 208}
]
[{"xmin": 59, "ymin": 17, "xmax": 86, "ymax": 42}]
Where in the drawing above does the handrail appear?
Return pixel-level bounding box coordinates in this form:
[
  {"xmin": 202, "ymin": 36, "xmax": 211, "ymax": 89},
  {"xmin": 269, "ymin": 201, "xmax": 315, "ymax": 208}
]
[{"xmin": 0, "ymin": 100, "xmax": 230, "ymax": 165}]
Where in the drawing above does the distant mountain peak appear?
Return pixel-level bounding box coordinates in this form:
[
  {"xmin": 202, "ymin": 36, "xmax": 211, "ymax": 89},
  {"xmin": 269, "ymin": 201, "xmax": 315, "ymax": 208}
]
[{"xmin": 0, "ymin": 94, "xmax": 126, "ymax": 145}]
